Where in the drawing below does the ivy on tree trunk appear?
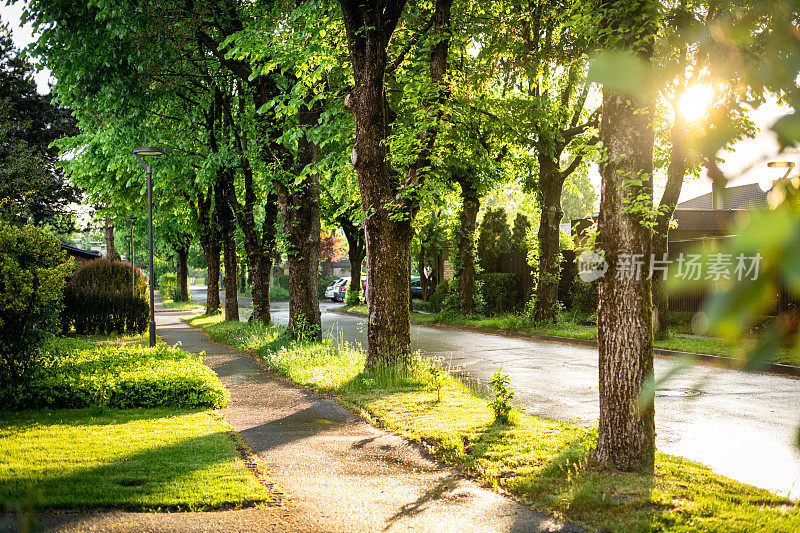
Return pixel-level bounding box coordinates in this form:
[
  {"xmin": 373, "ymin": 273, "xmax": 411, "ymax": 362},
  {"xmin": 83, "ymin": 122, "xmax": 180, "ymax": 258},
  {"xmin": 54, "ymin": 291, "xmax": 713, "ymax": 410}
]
[
  {"xmin": 340, "ymin": 0, "xmax": 451, "ymax": 368},
  {"xmin": 594, "ymin": 0, "xmax": 658, "ymax": 473}
]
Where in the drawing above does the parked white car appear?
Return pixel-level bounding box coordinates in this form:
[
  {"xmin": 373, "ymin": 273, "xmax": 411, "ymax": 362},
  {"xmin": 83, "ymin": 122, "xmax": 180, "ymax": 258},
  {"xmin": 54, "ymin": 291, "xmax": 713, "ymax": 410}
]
[{"xmin": 324, "ymin": 277, "xmax": 349, "ymax": 301}]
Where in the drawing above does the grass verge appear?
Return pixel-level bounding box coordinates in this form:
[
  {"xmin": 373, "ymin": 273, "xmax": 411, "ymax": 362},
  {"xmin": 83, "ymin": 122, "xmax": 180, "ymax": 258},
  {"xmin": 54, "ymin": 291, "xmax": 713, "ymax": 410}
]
[
  {"xmin": 162, "ymin": 298, "xmax": 205, "ymax": 310},
  {"xmin": 341, "ymin": 306, "xmax": 799, "ymax": 367},
  {"xmin": 187, "ymin": 312, "xmax": 800, "ymax": 532},
  {"xmin": 0, "ymin": 408, "xmax": 270, "ymax": 510}
]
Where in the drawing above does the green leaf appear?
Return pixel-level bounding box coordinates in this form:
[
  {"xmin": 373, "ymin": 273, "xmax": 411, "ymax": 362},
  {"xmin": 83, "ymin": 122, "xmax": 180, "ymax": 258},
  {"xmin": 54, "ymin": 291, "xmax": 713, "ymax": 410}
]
[{"xmin": 588, "ymin": 51, "xmax": 651, "ymax": 99}]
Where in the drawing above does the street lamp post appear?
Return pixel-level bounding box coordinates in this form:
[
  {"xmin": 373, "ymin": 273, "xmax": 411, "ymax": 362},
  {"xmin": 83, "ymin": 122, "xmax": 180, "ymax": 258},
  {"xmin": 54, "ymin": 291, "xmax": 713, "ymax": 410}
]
[{"xmin": 133, "ymin": 147, "xmax": 165, "ymax": 347}]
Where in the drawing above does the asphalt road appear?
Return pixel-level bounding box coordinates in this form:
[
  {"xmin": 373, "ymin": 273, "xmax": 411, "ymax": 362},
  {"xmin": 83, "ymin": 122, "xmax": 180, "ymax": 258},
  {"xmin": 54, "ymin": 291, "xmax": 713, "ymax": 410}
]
[{"xmin": 189, "ymin": 286, "xmax": 800, "ymax": 499}]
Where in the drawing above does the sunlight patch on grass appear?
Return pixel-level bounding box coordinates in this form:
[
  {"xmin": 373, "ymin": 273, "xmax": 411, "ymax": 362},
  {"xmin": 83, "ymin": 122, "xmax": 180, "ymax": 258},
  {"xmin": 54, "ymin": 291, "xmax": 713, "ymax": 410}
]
[
  {"xmin": 0, "ymin": 408, "xmax": 270, "ymax": 510},
  {"xmin": 162, "ymin": 299, "xmax": 204, "ymax": 310},
  {"xmin": 187, "ymin": 313, "xmax": 800, "ymax": 531}
]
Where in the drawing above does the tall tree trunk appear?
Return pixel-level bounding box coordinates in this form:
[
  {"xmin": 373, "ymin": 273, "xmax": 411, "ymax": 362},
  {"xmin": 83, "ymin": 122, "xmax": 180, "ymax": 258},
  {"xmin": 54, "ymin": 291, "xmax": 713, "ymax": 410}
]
[
  {"xmin": 201, "ymin": 237, "xmax": 221, "ymax": 315},
  {"xmin": 279, "ymin": 179, "xmax": 322, "ymax": 338},
  {"xmin": 189, "ymin": 186, "xmax": 221, "ymax": 315},
  {"xmin": 104, "ymin": 214, "xmax": 116, "ymax": 259},
  {"xmin": 653, "ymin": 112, "xmax": 687, "ymax": 339},
  {"xmin": 594, "ymin": 0, "xmax": 657, "ymax": 473},
  {"xmin": 239, "ymin": 256, "xmax": 247, "ymax": 292},
  {"xmin": 340, "ymin": 0, "xmax": 450, "ymax": 367},
  {"xmin": 216, "ymin": 169, "xmax": 239, "ymax": 322},
  {"xmin": 244, "ymin": 197, "xmax": 278, "ymax": 324},
  {"xmin": 456, "ymin": 179, "xmax": 479, "ymax": 315},
  {"xmin": 277, "ymin": 104, "xmax": 322, "ymax": 339},
  {"xmin": 340, "ymin": 213, "xmax": 366, "ymax": 303},
  {"xmin": 176, "ymin": 244, "xmax": 190, "ymax": 301},
  {"xmin": 364, "ymin": 215, "xmax": 414, "ymax": 368},
  {"xmin": 534, "ymin": 158, "xmax": 565, "ymax": 322}
]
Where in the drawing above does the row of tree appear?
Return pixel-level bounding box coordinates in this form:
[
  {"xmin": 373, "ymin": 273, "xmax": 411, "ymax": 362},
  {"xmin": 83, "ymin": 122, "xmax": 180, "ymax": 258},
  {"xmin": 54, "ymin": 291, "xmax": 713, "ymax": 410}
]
[{"xmin": 15, "ymin": 0, "xmax": 800, "ymax": 474}]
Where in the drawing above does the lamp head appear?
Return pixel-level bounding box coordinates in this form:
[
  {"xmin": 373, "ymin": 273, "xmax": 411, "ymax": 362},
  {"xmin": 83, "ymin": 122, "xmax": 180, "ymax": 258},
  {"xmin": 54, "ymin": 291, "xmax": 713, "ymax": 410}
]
[
  {"xmin": 133, "ymin": 147, "xmax": 165, "ymax": 157},
  {"xmin": 133, "ymin": 147, "xmax": 166, "ymax": 169}
]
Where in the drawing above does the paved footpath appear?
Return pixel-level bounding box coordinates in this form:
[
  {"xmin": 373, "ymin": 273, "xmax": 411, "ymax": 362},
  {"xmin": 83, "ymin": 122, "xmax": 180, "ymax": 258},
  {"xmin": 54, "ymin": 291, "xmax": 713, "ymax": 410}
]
[
  {"xmin": 153, "ymin": 305, "xmax": 583, "ymax": 532},
  {"xmin": 17, "ymin": 304, "xmax": 584, "ymax": 532}
]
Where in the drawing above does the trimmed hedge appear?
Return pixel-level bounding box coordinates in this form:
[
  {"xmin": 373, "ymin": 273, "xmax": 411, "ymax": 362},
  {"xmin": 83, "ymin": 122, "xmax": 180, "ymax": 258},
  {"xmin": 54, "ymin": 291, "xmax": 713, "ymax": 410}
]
[
  {"xmin": 0, "ymin": 337, "xmax": 229, "ymax": 410},
  {"xmin": 478, "ymin": 272, "xmax": 521, "ymax": 316},
  {"xmin": 62, "ymin": 259, "xmax": 149, "ymax": 335}
]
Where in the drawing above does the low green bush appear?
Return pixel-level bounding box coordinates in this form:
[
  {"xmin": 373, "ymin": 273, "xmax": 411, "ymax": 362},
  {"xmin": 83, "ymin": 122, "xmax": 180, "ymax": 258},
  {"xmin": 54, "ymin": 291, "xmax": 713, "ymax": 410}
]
[
  {"xmin": 0, "ymin": 224, "xmax": 73, "ymax": 384},
  {"xmin": 414, "ymin": 299, "xmax": 434, "ymax": 312},
  {"xmin": 318, "ymin": 274, "xmax": 337, "ymax": 300},
  {"xmin": 276, "ymin": 274, "xmax": 290, "ymax": 290},
  {"xmin": 477, "ymin": 272, "xmax": 521, "ymax": 316},
  {"xmin": 270, "ymin": 283, "xmax": 289, "ymax": 301},
  {"xmin": 158, "ymin": 272, "xmax": 177, "ymax": 300},
  {"xmin": 571, "ymin": 276, "xmax": 598, "ymax": 317},
  {"xmin": 427, "ymin": 282, "xmax": 449, "ymax": 313},
  {"xmin": 0, "ymin": 337, "xmax": 228, "ymax": 410},
  {"xmin": 62, "ymin": 260, "xmax": 149, "ymax": 335}
]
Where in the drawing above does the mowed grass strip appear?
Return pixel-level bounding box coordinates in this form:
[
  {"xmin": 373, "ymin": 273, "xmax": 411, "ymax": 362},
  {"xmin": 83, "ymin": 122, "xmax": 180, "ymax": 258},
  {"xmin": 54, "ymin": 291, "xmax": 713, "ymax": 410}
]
[
  {"xmin": 162, "ymin": 298, "xmax": 205, "ymax": 310},
  {"xmin": 188, "ymin": 312, "xmax": 800, "ymax": 532},
  {"xmin": 346, "ymin": 305, "xmax": 800, "ymax": 367},
  {"xmin": 0, "ymin": 408, "xmax": 271, "ymax": 510}
]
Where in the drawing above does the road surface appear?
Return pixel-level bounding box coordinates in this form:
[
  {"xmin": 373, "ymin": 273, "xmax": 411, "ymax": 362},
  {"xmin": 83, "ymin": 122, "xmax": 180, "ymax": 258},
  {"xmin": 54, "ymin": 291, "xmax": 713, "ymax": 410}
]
[{"xmin": 189, "ymin": 286, "xmax": 800, "ymax": 499}]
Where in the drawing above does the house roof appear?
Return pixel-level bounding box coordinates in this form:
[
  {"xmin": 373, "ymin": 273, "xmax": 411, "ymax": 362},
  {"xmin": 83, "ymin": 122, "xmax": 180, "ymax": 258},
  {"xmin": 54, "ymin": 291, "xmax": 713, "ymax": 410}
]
[
  {"xmin": 671, "ymin": 209, "xmax": 739, "ymax": 232},
  {"xmin": 676, "ymin": 182, "xmax": 768, "ymax": 210},
  {"xmin": 61, "ymin": 243, "xmax": 102, "ymax": 260}
]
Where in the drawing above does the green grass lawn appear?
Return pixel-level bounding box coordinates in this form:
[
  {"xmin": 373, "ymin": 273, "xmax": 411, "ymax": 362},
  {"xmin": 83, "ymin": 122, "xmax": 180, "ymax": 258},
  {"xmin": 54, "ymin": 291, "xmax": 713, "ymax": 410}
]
[
  {"xmin": 340, "ymin": 305, "xmax": 800, "ymax": 367},
  {"xmin": 187, "ymin": 313, "xmax": 800, "ymax": 532},
  {"xmin": 162, "ymin": 298, "xmax": 205, "ymax": 310},
  {"xmin": 0, "ymin": 408, "xmax": 270, "ymax": 510}
]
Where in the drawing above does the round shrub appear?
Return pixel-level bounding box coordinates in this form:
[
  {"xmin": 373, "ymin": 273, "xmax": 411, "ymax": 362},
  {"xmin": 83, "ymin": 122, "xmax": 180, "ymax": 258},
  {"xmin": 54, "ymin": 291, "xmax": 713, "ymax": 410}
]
[
  {"xmin": 0, "ymin": 223, "xmax": 72, "ymax": 384},
  {"xmin": 62, "ymin": 259, "xmax": 149, "ymax": 335}
]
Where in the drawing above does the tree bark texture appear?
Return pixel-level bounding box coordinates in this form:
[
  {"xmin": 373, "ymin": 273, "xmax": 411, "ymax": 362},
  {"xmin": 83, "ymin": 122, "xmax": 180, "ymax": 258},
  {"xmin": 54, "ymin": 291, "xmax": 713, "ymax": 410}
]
[
  {"xmin": 534, "ymin": 157, "xmax": 564, "ymax": 322},
  {"xmin": 176, "ymin": 244, "xmax": 190, "ymax": 302},
  {"xmin": 277, "ymin": 105, "xmax": 322, "ymax": 340},
  {"xmin": 164, "ymin": 230, "xmax": 192, "ymax": 302},
  {"xmin": 456, "ymin": 179, "xmax": 479, "ymax": 315},
  {"xmin": 340, "ymin": 211, "xmax": 366, "ymax": 302},
  {"xmin": 340, "ymin": 0, "xmax": 451, "ymax": 368},
  {"xmin": 202, "ymin": 236, "xmax": 222, "ymax": 315},
  {"xmin": 652, "ymin": 112, "xmax": 687, "ymax": 339},
  {"xmin": 192, "ymin": 187, "xmax": 221, "ymax": 315},
  {"xmin": 594, "ymin": 0, "xmax": 658, "ymax": 473},
  {"xmin": 104, "ymin": 215, "xmax": 115, "ymax": 260},
  {"xmin": 340, "ymin": 0, "xmax": 410, "ymax": 367}
]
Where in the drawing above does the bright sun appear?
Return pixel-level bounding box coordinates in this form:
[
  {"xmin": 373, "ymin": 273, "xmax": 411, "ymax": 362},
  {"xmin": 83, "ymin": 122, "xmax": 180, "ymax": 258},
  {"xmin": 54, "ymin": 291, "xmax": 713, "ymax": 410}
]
[{"xmin": 677, "ymin": 83, "xmax": 715, "ymax": 123}]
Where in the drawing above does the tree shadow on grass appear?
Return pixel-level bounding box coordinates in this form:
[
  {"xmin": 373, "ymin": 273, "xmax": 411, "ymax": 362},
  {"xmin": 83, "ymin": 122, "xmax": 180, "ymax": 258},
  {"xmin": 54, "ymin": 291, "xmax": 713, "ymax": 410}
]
[
  {"xmin": 463, "ymin": 420, "xmax": 659, "ymax": 532},
  {"xmin": 0, "ymin": 409, "xmax": 270, "ymax": 513}
]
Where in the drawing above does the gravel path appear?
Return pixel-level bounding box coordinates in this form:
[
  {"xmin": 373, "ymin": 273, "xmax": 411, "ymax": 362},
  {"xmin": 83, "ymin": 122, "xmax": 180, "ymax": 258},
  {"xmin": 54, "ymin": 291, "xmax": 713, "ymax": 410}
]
[{"xmin": 7, "ymin": 303, "xmax": 583, "ymax": 532}]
